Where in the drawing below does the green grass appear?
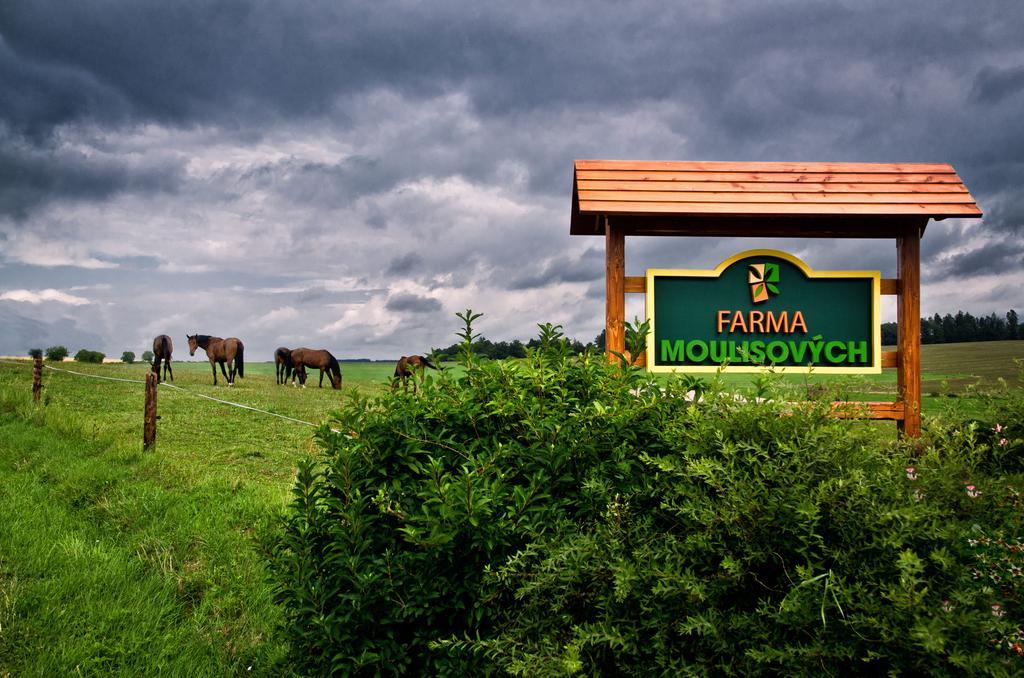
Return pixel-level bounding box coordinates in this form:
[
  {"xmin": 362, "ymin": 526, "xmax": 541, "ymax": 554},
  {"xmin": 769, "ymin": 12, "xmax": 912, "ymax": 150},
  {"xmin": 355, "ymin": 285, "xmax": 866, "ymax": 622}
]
[
  {"xmin": 0, "ymin": 343, "xmax": 1020, "ymax": 674},
  {"xmin": 0, "ymin": 359, "xmax": 400, "ymax": 676}
]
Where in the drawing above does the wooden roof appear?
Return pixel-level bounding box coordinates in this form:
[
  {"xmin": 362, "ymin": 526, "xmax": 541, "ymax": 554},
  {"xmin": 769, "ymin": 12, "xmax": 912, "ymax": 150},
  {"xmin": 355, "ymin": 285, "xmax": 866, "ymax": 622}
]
[{"xmin": 571, "ymin": 160, "xmax": 982, "ymax": 236}]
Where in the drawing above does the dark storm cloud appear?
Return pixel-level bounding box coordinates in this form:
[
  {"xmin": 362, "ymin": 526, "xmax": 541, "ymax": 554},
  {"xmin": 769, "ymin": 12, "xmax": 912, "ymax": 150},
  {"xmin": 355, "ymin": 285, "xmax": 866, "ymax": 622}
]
[
  {"xmin": 385, "ymin": 292, "xmax": 442, "ymax": 313},
  {"xmin": 234, "ymin": 156, "xmax": 404, "ymax": 209},
  {"xmin": 5, "ymin": 1, "xmax": 1024, "ymax": 207},
  {"xmin": 931, "ymin": 238, "xmax": 1024, "ymax": 280},
  {"xmin": 972, "ymin": 65, "xmax": 1024, "ymax": 105},
  {"xmin": 385, "ymin": 253, "xmax": 423, "ymax": 276},
  {"xmin": 979, "ymin": 195, "xmax": 1024, "ymax": 236},
  {"xmin": 0, "ymin": 1, "xmax": 519, "ymax": 133},
  {"xmin": 0, "ymin": 133, "xmax": 182, "ymax": 219},
  {"xmin": 0, "ymin": 1, "xmax": 1009, "ymax": 135},
  {"xmin": 508, "ymin": 248, "xmax": 603, "ymax": 290}
]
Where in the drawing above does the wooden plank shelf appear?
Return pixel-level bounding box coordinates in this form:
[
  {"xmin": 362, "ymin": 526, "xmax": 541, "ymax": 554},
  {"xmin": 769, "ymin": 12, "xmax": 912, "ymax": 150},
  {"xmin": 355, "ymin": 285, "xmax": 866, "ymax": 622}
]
[{"xmin": 832, "ymin": 401, "xmax": 905, "ymax": 421}]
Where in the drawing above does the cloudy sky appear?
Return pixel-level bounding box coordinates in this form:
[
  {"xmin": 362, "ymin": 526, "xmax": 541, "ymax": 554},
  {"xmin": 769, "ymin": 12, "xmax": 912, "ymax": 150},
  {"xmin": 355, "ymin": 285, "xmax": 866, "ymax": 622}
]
[{"xmin": 1, "ymin": 1, "xmax": 1022, "ymax": 359}]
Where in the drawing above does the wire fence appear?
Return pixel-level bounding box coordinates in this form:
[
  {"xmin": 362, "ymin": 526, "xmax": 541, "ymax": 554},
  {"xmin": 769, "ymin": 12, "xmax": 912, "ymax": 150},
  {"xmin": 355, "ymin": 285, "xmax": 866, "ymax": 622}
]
[
  {"xmin": 0, "ymin": 358, "xmax": 328, "ymax": 430},
  {"xmin": 158, "ymin": 382, "xmax": 320, "ymax": 428}
]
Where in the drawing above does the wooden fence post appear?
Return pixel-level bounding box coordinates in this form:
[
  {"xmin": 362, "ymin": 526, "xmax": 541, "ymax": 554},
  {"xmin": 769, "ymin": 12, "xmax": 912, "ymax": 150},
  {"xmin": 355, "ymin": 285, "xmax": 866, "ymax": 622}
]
[
  {"xmin": 32, "ymin": 357, "xmax": 43, "ymax": 402},
  {"xmin": 144, "ymin": 372, "xmax": 158, "ymax": 449}
]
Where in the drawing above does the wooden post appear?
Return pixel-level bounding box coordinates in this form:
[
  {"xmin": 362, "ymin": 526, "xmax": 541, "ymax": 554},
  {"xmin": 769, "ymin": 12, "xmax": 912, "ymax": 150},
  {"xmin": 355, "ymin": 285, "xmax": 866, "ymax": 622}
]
[
  {"xmin": 144, "ymin": 371, "xmax": 158, "ymax": 449},
  {"xmin": 897, "ymin": 222, "xmax": 923, "ymax": 436},
  {"xmin": 605, "ymin": 217, "xmax": 625, "ymax": 362},
  {"xmin": 32, "ymin": 356, "xmax": 42, "ymax": 402}
]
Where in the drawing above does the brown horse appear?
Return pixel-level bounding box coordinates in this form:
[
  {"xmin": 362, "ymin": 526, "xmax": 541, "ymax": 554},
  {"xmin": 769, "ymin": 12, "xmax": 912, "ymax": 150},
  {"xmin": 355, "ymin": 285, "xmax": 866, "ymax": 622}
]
[
  {"xmin": 290, "ymin": 347, "xmax": 342, "ymax": 389},
  {"xmin": 392, "ymin": 355, "xmax": 438, "ymax": 392},
  {"xmin": 274, "ymin": 346, "xmax": 293, "ymax": 385},
  {"xmin": 152, "ymin": 334, "xmax": 174, "ymax": 383},
  {"xmin": 187, "ymin": 334, "xmax": 245, "ymax": 386}
]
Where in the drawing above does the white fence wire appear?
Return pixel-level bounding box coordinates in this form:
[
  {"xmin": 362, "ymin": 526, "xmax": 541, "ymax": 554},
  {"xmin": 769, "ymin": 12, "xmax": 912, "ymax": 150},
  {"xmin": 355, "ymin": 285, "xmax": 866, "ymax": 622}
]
[{"xmin": 0, "ymin": 358, "xmax": 328, "ymax": 429}]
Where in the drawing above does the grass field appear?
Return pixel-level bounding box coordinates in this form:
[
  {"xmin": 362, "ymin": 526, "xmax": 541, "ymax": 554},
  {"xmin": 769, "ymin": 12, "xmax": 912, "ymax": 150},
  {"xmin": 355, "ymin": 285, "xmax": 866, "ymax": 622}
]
[
  {"xmin": 0, "ymin": 341, "xmax": 1021, "ymax": 674},
  {"xmin": 0, "ymin": 360, "xmax": 400, "ymax": 675}
]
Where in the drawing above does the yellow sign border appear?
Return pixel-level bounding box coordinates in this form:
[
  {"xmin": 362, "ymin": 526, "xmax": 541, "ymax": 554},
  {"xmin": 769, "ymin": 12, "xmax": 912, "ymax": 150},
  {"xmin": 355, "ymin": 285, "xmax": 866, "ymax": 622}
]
[{"xmin": 645, "ymin": 249, "xmax": 881, "ymax": 374}]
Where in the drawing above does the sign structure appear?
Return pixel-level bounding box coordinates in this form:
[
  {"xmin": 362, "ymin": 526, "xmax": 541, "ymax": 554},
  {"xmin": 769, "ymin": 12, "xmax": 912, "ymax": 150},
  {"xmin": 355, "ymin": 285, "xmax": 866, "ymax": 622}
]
[
  {"xmin": 646, "ymin": 250, "xmax": 880, "ymax": 374},
  {"xmin": 571, "ymin": 159, "xmax": 983, "ymax": 436}
]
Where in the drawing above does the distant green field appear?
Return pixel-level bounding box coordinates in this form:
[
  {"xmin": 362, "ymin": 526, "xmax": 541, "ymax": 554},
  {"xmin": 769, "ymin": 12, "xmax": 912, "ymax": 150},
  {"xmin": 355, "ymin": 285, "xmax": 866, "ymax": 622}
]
[
  {"xmin": 0, "ymin": 341, "xmax": 1020, "ymax": 674},
  {"xmin": 674, "ymin": 340, "xmax": 1024, "ymax": 415},
  {"xmin": 916, "ymin": 340, "xmax": 1024, "ymax": 390}
]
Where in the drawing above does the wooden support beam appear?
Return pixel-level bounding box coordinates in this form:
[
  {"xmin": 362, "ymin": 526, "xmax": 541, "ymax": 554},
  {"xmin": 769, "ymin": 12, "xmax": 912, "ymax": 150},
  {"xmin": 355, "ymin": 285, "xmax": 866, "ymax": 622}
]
[
  {"xmin": 881, "ymin": 351, "xmax": 898, "ymax": 368},
  {"xmin": 624, "ymin": 276, "xmax": 646, "ymax": 293},
  {"xmin": 605, "ymin": 218, "xmax": 625, "ymax": 362},
  {"xmin": 832, "ymin": 401, "xmax": 905, "ymax": 420},
  {"xmin": 897, "ymin": 222, "xmax": 923, "ymax": 436},
  {"xmin": 880, "ymin": 278, "xmax": 899, "ymax": 295}
]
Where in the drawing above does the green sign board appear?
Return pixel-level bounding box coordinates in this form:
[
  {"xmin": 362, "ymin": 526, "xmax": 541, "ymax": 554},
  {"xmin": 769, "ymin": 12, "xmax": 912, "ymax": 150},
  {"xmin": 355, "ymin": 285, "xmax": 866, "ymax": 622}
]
[{"xmin": 646, "ymin": 249, "xmax": 881, "ymax": 374}]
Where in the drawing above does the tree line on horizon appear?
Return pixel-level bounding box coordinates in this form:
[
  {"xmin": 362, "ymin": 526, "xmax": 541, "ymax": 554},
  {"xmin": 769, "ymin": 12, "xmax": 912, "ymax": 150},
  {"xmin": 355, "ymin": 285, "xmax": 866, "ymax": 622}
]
[
  {"xmin": 433, "ymin": 309, "xmax": 1021, "ymax": 360},
  {"xmin": 882, "ymin": 309, "xmax": 1019, "ymax": 346},
  {"xmin": 432, "ymin": 334, "xmax": 601, "ymax": 360}
]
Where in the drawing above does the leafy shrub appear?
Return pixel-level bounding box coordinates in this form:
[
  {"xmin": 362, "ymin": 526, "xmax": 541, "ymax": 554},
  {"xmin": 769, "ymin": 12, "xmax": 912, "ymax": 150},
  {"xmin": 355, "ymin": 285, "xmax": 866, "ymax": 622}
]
[
  {"xmin": 74, "ymin": 349, "xmax": 105, "ymax": 364},
  {"xmin": 121, "ymin": 351, "xmax": 135, "ymax": 364},
  {"xmin": 28, "ymin": 348, "xmax": 42, "ymax": 359},
  {"xmin": 141, "ymin": 350, "xmax": 155, "ymax": 365},
  {"xmin": 269, "ymin": 320, "xmax": 1024, "ymax": 676},
  {"xmin": 44, "ymin": 345, "xmax": 68, "ymax": 362}
]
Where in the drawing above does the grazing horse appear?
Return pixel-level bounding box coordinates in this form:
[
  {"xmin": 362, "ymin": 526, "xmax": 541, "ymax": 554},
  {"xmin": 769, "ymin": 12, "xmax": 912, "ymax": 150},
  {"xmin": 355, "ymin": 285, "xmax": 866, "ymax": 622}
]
[
  {"xmin": 290, "ymin": 347, "xmax": 342, "ymax": 389},
  {"xmin": 392, "ymin": 355, "xmax": 438, "ymax": 393},
  {"xmin": 274, "ymin": 347, "xmax": 293, "ymax": 385},
  {"xmin": 187, "ymin": 334, "xmax": 245, "ymax": 386},
  {"xmin": 152, "ymin": 334, "xmax": 174, "ymax": 383}
]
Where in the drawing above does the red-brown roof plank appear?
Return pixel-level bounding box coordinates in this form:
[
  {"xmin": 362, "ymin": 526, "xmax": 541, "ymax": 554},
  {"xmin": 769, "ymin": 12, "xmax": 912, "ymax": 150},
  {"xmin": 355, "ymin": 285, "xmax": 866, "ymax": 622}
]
[{"xmin": 571, "ymin": 160, "xmax": 982, "ymax": 236}]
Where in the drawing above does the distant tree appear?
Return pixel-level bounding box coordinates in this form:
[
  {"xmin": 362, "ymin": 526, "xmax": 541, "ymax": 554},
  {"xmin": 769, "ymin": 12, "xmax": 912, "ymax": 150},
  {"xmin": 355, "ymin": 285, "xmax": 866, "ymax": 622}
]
[
  {"xmin": 142, "ymin": 350, "xmax": 155, "ymax": 364},
  {"xmin": 74, "ymin": 349, "xmax": 105, "ymax": 363},
  {"xmin": 930, "ymin": 313, "xmax": 945, "ymax": 343},
  {"xmin": 881, "ymin": 322, "xmax": 898, "ymax": 346},
  {"xmin": 978, "ymin": 312, "xmax": 1005, "ymax": 341},
  {"xmin": 45, "ymin": 345, "xmax": 68, "ymax": 362},
  {"xmin": 592, "ymin": 329, "xmax": 606, "ymax": 352},
  {"xmin": 954, "ymin": 311, "xmax": 978, "ymax": 343},
  {"xmin": 889, "ymin": 309, "xmax": 1022, "ymax": 345},
  {"xmin": 28, "ymin": 348, "xmax": 43, "ymax": 359},
  {"xmin": 942, "ymin": 314, "xmax": 957, "ymax": 343},
  {"xmin": 121, "ymin": 351, "xmax": 136, "ymax": 364}
]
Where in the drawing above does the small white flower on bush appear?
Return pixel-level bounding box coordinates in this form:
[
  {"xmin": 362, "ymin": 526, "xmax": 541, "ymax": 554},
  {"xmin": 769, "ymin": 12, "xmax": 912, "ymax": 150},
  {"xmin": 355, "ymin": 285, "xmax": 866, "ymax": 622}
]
[
  {"xmin": 905, "ymin": 466, "xmax": 917, "ymax": 480},
  {"xmin": 966, "ymin": 484, "xmax": 981, "ymax": 498},
  {"xmin": 992, "ymin": 603, "xmax": 1005, "ymax": 617}
]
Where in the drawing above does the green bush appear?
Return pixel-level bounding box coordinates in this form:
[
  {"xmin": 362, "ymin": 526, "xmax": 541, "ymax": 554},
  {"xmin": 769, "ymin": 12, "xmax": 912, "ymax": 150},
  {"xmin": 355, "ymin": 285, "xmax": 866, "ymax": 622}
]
[
  {"xmin": 141, "ymin": 350, "xmax": 155, "ymax": 365},
  {"xmin": 44, "ymin": 346, "xmax": 68, "ymax": 362},
  {"xmin": 121, "ymin": 351, "xmax": 135, "ymax": 364},
  {"xmin": 74, "ymin": 349, "xmax": 105, "ymax": 364},
  {"xmin": 268, "ymin": 323, "xmax": 1024, "ymax": 675},
  {"xmin": 28, "ymin": 348, "xmax": 42, "ymax": 359}
]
